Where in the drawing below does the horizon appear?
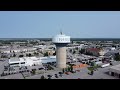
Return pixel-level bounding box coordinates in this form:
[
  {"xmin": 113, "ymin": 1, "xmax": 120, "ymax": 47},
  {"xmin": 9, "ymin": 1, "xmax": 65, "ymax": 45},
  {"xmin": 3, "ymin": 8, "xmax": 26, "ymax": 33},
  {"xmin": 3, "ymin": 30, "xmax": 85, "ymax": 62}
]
[
  {"xmin": 1, "ymin": 38, "xmax": 120, "ymax": 41},
  {"xmin": 0, "ymin": 11, "xmax": 120, "ymax": 38}
]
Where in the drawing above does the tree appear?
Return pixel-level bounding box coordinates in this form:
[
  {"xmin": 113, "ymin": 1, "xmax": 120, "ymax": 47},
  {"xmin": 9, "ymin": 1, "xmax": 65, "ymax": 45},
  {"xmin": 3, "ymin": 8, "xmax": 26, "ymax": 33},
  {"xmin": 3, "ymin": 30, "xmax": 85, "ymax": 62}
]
[
  {"xmin": 73, "ymin": 50, "xmax": 76, "ymax": 54},
  {"xmin": 85, "ymin": 52, "xmax": 93, "ymax": 56},
  {"xmin": 31, "ymin": 69, "xmax": 36, "ymax": 75},
  {"xmin": 79, "ymin": 49, "xmax": 85, "ymax": 54},
  {"xmin": 112, "ymin": 45, "xmax": 116, "ymax": 48},
  {"xmin": 19, "ymin": 55, "xmax": 24, "ymax": 57},
  {"xmin": 53, "ymin": 47, "xmax": 56, "ymax": 50},
  {"xmin": 76, "ymin": 41, "xmax": 80, "ymax": 44},
  {"xmin": 13, "ymin": 51, "xmax": 15, "ymax": 53},
  {"xmin": 1, "ymin": 55, "xmax": 6, "ymax": 58},
  {"xmin": 26, "ymin": 54, "xmax": 28, "ymax": 57},
  {"xmin": 44, "ymin": 52, "xmax": 49, "ymax": 57},
  {"xmin": 41, "ymin": 75, "xmax": 45, "ymax": 79},
  {"xmin": 91, "ymin": 70, "xmax": 94, "ymax": 75},
  {"xmin": 69, "ymin": 49, "xmax": 72, "ymax": 53},
  {"xmin": 70, "ymin": 64, "xmax": 73, "ymax": 72},
  {"xmin": 75, "ymin": 47, "xmax": 79, "ymax": 51},
  {"xmin": 65, "ymin": 68, "xmax": 68, "ymax": 72},
  {"xmin": 28, "ymin": 53, "xmax": 32, "ymax": 57},
  {"xmin": 68, "ymin": 67, "xmax": 71, "ymax": 72},
  {"xmin": 114, "ymin": 53, "xmax": 120, "ymax": 61},
  {"xmin": 91, "ymin": 62, "xmax": 95, "ymax": 66},
  {"xmin": 34, "ymin": 52, "xmax": 37, "ymax": 55},
  {"xmin": 13, "ymin": 53, "xmax": 16, "ymax": 57},
  {"xmin": 36, "ymin": 52, "xmax": 39, "ymax": 56},
  {"xmin": 34, "ymin": 52, "xmax": 39, "ymax": 56},
  {"xmin": 62, "ymin": 68, "xmax": 65, "ymax": 73}
]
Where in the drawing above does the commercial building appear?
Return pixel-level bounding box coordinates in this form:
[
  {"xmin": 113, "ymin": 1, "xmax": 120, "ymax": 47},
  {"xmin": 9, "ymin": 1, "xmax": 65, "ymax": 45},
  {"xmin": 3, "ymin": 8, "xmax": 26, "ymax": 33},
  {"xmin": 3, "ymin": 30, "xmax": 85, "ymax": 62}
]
[
  {"xmin": 9, "ymin": 57, "xmax": 42, "ymax": 67},
  {"xmin": 8, "ymin": 56, "xmax": 56, "ymax": 67},
  {"xmin": 86, "ymin": 48, "xmax": 101, "ymax": 56},
  {"xmin": 109, "ymin": 64, "xmax": 120, "ymax": 78}
]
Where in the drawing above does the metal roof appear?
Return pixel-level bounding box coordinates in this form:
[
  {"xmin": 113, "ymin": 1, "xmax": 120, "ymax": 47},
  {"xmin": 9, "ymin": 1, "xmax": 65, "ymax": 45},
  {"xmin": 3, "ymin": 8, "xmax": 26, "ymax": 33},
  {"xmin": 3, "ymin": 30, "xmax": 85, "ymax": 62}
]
[
  {"xmin": 110, "ymin": 64, "xmax": 120, "ymax": 71},
  {"xmin": 9, "ymin": 58, "xmax": 20, "ymax": 62}
]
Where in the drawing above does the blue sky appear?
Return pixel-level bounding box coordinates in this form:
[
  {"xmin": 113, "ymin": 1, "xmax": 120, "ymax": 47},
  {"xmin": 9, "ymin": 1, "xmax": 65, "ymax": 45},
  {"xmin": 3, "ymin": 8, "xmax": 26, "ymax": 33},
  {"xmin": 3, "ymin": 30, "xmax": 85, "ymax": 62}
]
[{"xmin": 0, "ymin": 11, "xmax": 120, "ymax": 38}]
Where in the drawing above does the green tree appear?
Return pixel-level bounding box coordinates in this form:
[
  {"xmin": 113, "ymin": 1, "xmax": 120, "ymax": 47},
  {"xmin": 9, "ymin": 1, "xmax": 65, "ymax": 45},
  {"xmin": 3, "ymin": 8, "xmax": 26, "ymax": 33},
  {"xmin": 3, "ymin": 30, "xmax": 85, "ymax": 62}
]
[
  {"xmin": 31, "ymin": 69, "xmax": 36, "ymax": 75},
  {"xmin": 70, "ymin": 64, "xmax": 73, "ymax": 72},
  {"xmin": 114, "ymin": 53, "xmax": 120, "ymax": 61},
  {"xmin": 65, "ymin": 68, "xmax": 68, "ymax": 72},
  {"xmin": 36, "ymin": 52, "xmax": 39, "ymax": 56},
  {"xmin": 85, "ymin": 52, "xmax": 93, "ymax": 56},
  {"xmin": 26, "ymin": 53, "xmax": 31, "ymax": 57},
  {"xmin": 79, "ymin": 49, "xmax": 85, "ymax": 54},
  {"xmin": 13, "ymin": 54, "xmax": 16, "ymax": 57},
  {"xmin": 62, "ymin": 68, "xmax": 65, "ymax": 73},
  {"xmin": 40, "ymin": 75, "xmax": 45, "ymax": 79},
  {"xmin": 67, "ymin": 67, "xmax": 71, "ymax": 72},
  {"xmin": 75, "ymin": 47, "xmax": 79, "ymax": 51},
  {"xmin": 34, "ymin": 52, "xmax": 39, "ymax": 56},
  {"xmin": 73, "ymin": 50, "xmax": 76, "ymax": 54},
  {"xmin": 19, "ymin": 55, "xmax": 24, "ymax": 57},
  {"xmin": 91, "ymin": 70, "xmax": 94, "ymax": 75},
  {"xmin": 91, "ymin": 62, "xmax": 95, "ymax": 66},
  {"xmin": 44, "ymin": 52, "xmax": 49, "ymax": 57},
  {"xmin": 69, "ymin": 49, "xmax": 72, "ymax": 53},
  {"xmin": 34, "ymin": 52, "xmax": 37, "ymax": 55}
]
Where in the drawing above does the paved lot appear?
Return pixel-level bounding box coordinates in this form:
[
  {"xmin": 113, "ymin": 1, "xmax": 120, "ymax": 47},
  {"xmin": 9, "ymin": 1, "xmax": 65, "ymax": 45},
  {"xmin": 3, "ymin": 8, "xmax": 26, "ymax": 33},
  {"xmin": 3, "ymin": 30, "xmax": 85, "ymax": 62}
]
[
  {"xmin": 24, "ymin": 65, "xmax": 118, "ymax": 79},
  {"xmin": 0, "ymin": 53, "xmax": 119, "ymax": 79},
  {"xmin": 56, "ymin": 66, "xmax": 118, "ymax": 79},
  {"xmin": 0, "ymin": 73, "xmax": 24, "ymax": 79}
]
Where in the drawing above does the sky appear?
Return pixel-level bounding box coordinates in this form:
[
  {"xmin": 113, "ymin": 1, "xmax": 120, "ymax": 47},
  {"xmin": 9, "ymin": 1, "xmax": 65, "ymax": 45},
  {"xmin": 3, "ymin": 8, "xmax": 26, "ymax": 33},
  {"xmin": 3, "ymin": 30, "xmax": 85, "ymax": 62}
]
[{"xmin": 0, "ymin": 11, "xmax": 120, "ymax": 38}]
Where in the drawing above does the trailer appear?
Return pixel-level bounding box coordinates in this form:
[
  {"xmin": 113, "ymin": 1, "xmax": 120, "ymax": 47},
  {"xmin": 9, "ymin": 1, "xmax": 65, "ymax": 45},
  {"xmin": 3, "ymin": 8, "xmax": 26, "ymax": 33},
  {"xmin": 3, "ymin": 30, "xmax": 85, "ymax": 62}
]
[{"xmin": 101, "ymin": 63, "xmax": 110, "ymax": 68}]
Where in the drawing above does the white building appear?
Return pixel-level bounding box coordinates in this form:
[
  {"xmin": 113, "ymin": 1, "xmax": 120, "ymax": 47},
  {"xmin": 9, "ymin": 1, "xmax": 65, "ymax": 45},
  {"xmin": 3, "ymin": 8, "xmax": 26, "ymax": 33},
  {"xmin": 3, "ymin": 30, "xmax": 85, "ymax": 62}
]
[
  {"xmin": 9, "ymin": 57, "xmax": 42, "ymax": 67},
  {"xmin": 8, "ymin": 56, "xmax": 56, "ymax": 67},
  {"xmin": 33, "ymin": 45, "xmax": 46, "ymax": 49}
]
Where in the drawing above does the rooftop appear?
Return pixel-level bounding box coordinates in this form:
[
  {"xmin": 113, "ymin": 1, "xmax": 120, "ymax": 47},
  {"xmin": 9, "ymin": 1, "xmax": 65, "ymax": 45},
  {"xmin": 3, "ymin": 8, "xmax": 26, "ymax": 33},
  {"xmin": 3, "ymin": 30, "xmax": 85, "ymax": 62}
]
[
  {"xmin": 86, "ymin": 48, "xmax": 100, "ymax": 52},
  {"xmin": 9, "ymin": 58, "xmax": 20, "ymax": 62},
  {"xmin": 110, "ymin": 64, "xmax": 120, "ymax": 71}
]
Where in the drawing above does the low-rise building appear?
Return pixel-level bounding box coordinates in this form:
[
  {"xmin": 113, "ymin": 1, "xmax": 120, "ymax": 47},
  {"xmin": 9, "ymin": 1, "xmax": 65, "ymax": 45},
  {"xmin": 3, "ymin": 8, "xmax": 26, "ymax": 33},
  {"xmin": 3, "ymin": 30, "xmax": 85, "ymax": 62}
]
[
  {"xmin": 0, "ymin": 47, "xmax": 36, "ymax": 54},
  {"xmin": 109, "ymin": 64, "xmax": 120, "ymax": 78},
  {"xmin": 86, "ymin": 48, "xmax": 101, "ymax": 56},
  {"xmin": 8, "ymin": 56, "xmax": 56, "ymax": 67},
  {"xmin": 9, "ymin": 57, "xmax": 42, "ymax": 67}
]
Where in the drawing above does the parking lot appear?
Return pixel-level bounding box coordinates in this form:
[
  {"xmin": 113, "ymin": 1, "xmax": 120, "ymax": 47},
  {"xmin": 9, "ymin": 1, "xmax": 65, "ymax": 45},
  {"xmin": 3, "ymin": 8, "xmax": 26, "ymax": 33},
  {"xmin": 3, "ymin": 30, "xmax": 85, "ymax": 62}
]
[{"xmin": 0, "ymin": 51, "xmax": 119, "ymax": 79}]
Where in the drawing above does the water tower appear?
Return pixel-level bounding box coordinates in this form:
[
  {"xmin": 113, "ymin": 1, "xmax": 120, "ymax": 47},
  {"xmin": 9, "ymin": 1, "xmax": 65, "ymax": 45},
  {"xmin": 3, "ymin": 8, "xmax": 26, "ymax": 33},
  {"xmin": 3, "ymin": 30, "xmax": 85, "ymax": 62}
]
[{"xmin": 52, "ymin": 32, "xmax": 70, "ymax": 68}]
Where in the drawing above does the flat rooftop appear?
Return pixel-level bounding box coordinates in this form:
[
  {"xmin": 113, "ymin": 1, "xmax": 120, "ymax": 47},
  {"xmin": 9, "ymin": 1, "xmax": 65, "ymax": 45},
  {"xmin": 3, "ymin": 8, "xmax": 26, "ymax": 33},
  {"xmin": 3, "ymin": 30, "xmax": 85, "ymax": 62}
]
[
  {"xmin": 9, "ymin": 58, "xmax": 20, "ymax": 62},
  {"xmin": 110, "ymin": 64, "xmax": 120, "ymax": 71}
]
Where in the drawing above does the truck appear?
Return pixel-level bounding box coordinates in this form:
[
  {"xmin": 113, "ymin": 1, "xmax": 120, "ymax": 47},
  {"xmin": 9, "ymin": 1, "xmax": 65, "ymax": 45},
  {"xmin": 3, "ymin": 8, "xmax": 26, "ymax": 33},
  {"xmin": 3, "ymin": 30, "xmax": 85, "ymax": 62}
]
[{"xmin": 101, "ymin": 63, "xmax": 110, "ymax": 68}]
